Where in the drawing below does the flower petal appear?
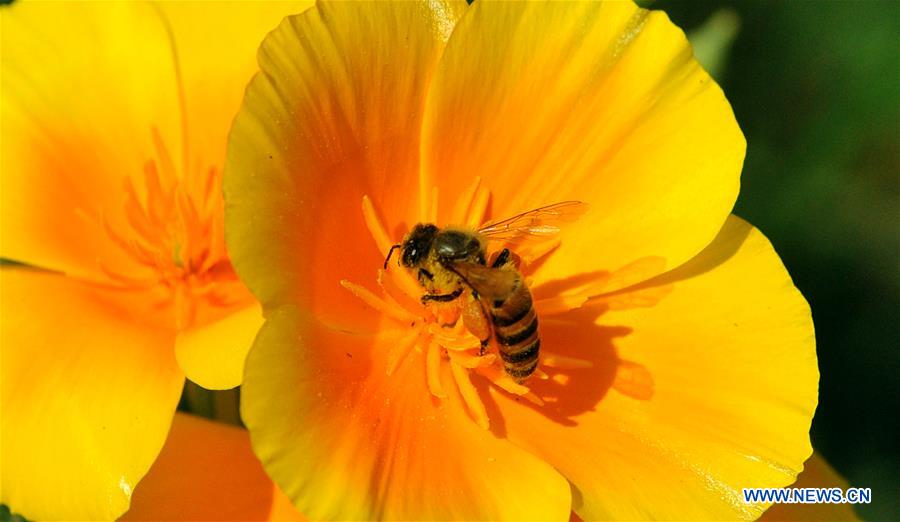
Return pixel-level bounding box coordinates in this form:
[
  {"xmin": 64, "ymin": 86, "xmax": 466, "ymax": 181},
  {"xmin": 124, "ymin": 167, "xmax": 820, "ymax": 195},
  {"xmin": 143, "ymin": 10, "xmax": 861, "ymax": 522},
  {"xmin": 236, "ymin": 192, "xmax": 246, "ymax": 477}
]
[
  {"xmin": 0, "ymin": 268, "xmax": 184, "ymax": 521},
  {"xmin": 492, "ymin": 216, "xmax": 817, "ymax": 520},
  {"xmin": 151, "ymin": 1, "xmax": 314, "ymax": 200},
  {"xmin": 242, "ymin": 306, "xmax": 572, "ymax": 520},
  {"xmin": 224, "ymin": 0, "xmax": 467, "ymax": 325},
  {"xmin": 175, "ymin": 303, "xmax": 263, "ymax": 390},
  {"xmin": 760, "ymin": 453, "xmax": 859, "ymax": 521},
  {"xmin": 1, "ymin": 1, "xmax": 307, "ymax": 281},
  {"xmin": 122, "ymin": 413, "xmax": 304, "ymax": 522},
  {"xmin": 0, "ymin": 2, "xmax": 179, "ymax": 279},
  {"xmin": 422, "ymin": 1, "xmax": 745, "ymax": 290}
]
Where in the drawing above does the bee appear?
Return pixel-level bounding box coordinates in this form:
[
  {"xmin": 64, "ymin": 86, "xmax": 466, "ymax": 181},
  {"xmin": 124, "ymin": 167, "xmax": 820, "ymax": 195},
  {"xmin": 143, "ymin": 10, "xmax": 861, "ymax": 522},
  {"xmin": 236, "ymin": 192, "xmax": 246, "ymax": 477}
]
[{"xmin": 384, "ymin": 201, "xmax": 588, "ymax": 382}]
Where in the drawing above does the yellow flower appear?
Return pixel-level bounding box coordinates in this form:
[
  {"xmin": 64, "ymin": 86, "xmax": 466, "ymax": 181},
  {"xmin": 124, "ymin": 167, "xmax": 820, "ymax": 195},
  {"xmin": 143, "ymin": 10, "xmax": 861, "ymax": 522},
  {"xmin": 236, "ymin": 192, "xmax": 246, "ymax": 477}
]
[
  {"xmin": 121, "ymin": 413, "xmax": 304, "ymax": 522},
  {"xmin": 121, "ymin": 417, "xmax": 855, "ymax": 522},
  {"xmin": 225, "ymin": 1, "xmax": 818, "ymax": 519},
  {"xmin": 0, "ymin": 1, "xmax": 310, "ymax": 519}
]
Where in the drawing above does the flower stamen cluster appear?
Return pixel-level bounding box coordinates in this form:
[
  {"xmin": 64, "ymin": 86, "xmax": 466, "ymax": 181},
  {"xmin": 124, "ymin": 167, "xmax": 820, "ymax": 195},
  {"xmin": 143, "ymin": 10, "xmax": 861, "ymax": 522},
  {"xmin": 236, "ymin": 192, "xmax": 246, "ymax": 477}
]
[
  {"xmin": 89, "ymin": 128, "xmax": 242, "ymax": 329},
  {"xmin": 342, "ymin": 178, "xmax": 593, "ymax": 429}
]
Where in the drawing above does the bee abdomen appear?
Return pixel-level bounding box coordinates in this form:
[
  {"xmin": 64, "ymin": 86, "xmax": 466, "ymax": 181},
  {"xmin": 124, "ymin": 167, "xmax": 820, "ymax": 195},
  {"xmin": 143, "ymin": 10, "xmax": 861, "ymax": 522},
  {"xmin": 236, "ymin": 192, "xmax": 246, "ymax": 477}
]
[
  {"xmin": 491, "ymin": 288, "xmax": 539, "ymax": 382},
  {"xmin": 497, "ymin": 314, "xmax": 537, "ymax": 343}
]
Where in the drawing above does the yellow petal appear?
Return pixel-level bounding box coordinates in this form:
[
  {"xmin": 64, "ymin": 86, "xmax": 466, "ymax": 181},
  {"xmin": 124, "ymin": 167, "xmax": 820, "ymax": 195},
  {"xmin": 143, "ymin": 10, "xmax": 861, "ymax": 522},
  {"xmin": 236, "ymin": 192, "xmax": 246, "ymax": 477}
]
[
  {"xmin": 0, "ymin": 1, "xmax": 179, "ymax": 278},
  {"xmin": 175, "ymin": 303, "xmax": 263, "ymax": 390},
  {"xmin": 493, "ymin": 216, "xmax": 817, "ymax": 520},
  {"xmin": 242, "ymin": 306, "xmax": 572, "ymax": 520},
  {"xmin": 0, "ymin": 268, "xmax": 184, "ymax": 521},
  {"xmin": 122, "ymin": 413, "xmax": 304, "ymax": 522},
  {"xmin": 422, "ymin": 1, "xmax": 745, "ymax": 290},
  {"xmin": 1, "ymin": 1, "xmax": 310, "ymax": 281},
  {"xmin": 760, "ymin": 453, "xmax": 860, "ymax": 521},
  {"xmin": 224, "ymin": 0, "xmax": 467, "ymax": 326},
  {"xmin": 151, "ymin": 1, "xmax": 314, "ymax": 201}
]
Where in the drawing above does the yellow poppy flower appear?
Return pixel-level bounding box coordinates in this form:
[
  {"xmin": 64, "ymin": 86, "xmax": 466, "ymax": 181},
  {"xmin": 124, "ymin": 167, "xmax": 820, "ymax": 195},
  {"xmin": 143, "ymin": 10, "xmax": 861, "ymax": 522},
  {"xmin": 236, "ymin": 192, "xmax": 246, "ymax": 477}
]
[
  {"xmin": 121, "ymin": 416, "xmax": 854, "ymax": 522},
  {"xmin": 0, "ymin": 1, "xmax": 310, "ymax": 519},
  {"xmin": 224, "ymin": 1, "xmax": 818, "ymax": 519}
]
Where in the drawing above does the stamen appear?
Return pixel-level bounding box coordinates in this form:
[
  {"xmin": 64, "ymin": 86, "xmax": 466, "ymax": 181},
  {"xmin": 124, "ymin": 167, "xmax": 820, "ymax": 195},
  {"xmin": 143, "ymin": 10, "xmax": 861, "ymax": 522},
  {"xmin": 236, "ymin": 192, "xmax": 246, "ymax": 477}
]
[
  {"xmin": 448, "ymin": 351, "xmax": 496, "ymax": 369},
  {"xmin": 478, "ymin": 365, "xmax": 526, "ymax": 394},
  {"xmin": 151, "ymin": 127, "xmax": 179, "ymax": 186},
  {"xmin": 361, "ymin": 195, "xmax": 394, "ymax": 255},
  {"xmin": 201, "ymin": 199, "xmax": 224, "ymax": 273},
  {"xmin": 340, "ymin": 280, "xmax": 416, "ymax": 324},
  {"xmin": 122, "ymin": 174, "xmax": 161, "ymax": 246},
  {"xmin": 425, "ymin": 341, "xmax": 447, "ymax": 398},
  {"xmin": 551, "ymin": 374, "xmax": 570, "ymax": 386},
  {"xmin": 102, "ymin": 214, "xmax": 160, "ymax": 268},
  {"xmin": 533, "ymin": 294, "xmax": 589, "ymax": 316},
  {"xmin": 522, "ymin": 392, "xmax": 546, "ymax": 406},
  {"xmin": 477, "ymin": 366, "xmax": 545, "ymax": 406},
  {"xmin": 542, "ymin": 352, "xmax": 594, "ymax": 369},
  {"xmin": 429, "ymin": 328, "xmax": 482, "ymax": 351},
  {"xmin": 141, "ymin": 158, "xmax": 169, "ymax": 229},
  {"xmin": 351, "ymin": 183, "xmax": 606, "ymax": 428},
  {"xmin": 378, "ymin": 265, "xmax": 422, "ymax": 307},
  {"xmin": 450, "ymin": 362, "xmax": 489, "ymax": 430},
  {"xmin": 377, "ymin": 269, "xmax": 423, "ymax": 315},
  {"xmin": 362, "ymin": 196, "xmax": 422, "ymax": 300},
  {"xmin": 386, "ymin": 329, "xmax": 422, "ymax": 376}
]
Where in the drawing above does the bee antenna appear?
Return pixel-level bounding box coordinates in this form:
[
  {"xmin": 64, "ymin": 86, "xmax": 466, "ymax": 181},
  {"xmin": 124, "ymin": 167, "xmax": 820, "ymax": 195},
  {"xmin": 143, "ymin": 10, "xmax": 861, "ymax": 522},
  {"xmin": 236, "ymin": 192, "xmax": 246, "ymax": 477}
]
[{"xmin": 383, "ymin": 244, "xmax": 401, "ymax": 270}]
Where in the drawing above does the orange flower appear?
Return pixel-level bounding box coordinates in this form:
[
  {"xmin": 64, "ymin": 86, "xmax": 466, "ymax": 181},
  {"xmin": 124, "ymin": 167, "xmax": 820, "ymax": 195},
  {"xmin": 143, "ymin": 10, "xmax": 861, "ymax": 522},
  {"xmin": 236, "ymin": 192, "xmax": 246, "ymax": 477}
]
[
  {"xmin": 0, "ymin": 2, "xmax": 310, "ymax": 519},
  {"xmin": 225, "ymin": 1, "xmax": 818, "ymax": 519},
  {"xmin": 121, "ymin": 413, "xmax": 305, "ymax": 522}
]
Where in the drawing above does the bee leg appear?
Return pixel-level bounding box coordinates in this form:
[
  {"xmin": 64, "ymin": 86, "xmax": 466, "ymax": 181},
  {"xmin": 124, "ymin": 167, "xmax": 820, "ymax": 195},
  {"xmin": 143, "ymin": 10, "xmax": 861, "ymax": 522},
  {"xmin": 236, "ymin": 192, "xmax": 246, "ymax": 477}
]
[
  {"xmin": 489, "ymin": 248, "xmax": 522, "ymax": 269},
  {"xmin": 417, "ymin": 268, "xmax": 434, "ymax": 286},
  {"xmin": 462, "ymin": 292, "xmax": 492, "ymax": 355},
  {"xmin": 421, "ymin": 286, "xmax": 463, "ymax": 305},
  {"xmin": 490, "ymin": 248, "xmax": 511, "ymax": 268}
]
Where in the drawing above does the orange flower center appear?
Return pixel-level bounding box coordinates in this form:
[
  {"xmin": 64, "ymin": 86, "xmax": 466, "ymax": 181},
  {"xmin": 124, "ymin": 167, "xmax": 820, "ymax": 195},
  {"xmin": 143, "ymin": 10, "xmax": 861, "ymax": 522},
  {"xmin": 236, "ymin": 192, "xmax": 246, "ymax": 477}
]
[
  {"xmin": 93, "ymin": 129, "xmax": 243, "ymax": 330},
  {"xmin": 342, "ymin": 177, "xmax": 594, "ymax": 429}
]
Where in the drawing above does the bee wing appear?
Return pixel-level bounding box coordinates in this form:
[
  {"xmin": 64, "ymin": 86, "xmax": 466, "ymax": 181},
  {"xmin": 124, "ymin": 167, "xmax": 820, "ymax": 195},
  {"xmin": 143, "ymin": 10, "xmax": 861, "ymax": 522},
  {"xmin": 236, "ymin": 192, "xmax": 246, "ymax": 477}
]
[
  {"xmin": 476, "ymin": 201, "xmax": 589, "ymax": 243},
  {"xmin": 446, "ymin": 261, "xmax": 519, "ymax": 302}
]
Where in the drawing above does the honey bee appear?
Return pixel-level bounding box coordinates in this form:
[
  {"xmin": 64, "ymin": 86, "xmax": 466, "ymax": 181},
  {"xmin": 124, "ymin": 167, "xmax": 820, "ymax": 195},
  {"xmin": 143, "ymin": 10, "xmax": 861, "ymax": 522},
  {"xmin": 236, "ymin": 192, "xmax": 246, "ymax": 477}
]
[{"xmin": 384, "ymin": 201, "xmax": 588, "ymax": 382}]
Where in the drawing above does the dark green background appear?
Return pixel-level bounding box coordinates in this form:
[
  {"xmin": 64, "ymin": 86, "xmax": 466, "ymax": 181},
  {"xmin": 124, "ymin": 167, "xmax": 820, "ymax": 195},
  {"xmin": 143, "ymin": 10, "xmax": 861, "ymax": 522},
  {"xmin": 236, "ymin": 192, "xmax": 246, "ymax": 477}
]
[{"xmin": 656, "ymin": 1, "xmax": 899, "ymax": 520}]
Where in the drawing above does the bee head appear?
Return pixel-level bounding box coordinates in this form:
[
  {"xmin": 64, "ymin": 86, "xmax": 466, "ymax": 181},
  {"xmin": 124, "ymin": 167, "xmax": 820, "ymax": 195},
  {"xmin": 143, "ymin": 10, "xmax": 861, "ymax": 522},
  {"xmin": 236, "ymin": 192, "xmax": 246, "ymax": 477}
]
[{"xmin": 400, "ymin": 224, "xmax": 438, "ymax": 268}]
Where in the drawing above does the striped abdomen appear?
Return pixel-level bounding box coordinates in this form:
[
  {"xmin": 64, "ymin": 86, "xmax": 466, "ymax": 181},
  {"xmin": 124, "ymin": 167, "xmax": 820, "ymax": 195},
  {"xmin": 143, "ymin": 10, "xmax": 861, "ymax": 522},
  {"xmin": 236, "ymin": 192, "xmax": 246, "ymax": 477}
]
[{"xmin": 490, "ymin": 277, "xmax": 539, "ymax": 382}]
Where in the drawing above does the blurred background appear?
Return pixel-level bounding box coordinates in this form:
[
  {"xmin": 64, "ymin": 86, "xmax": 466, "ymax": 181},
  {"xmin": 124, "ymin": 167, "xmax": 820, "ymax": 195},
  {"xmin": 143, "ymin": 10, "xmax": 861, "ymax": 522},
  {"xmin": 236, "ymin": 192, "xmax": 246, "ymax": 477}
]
[
  {"xmin": 1, "ymin": 1, "xmax": 896, "ymax": 521},
  {"xmin": 653, "ymin": 1, "xmax": 899, "ymax": 519}
]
